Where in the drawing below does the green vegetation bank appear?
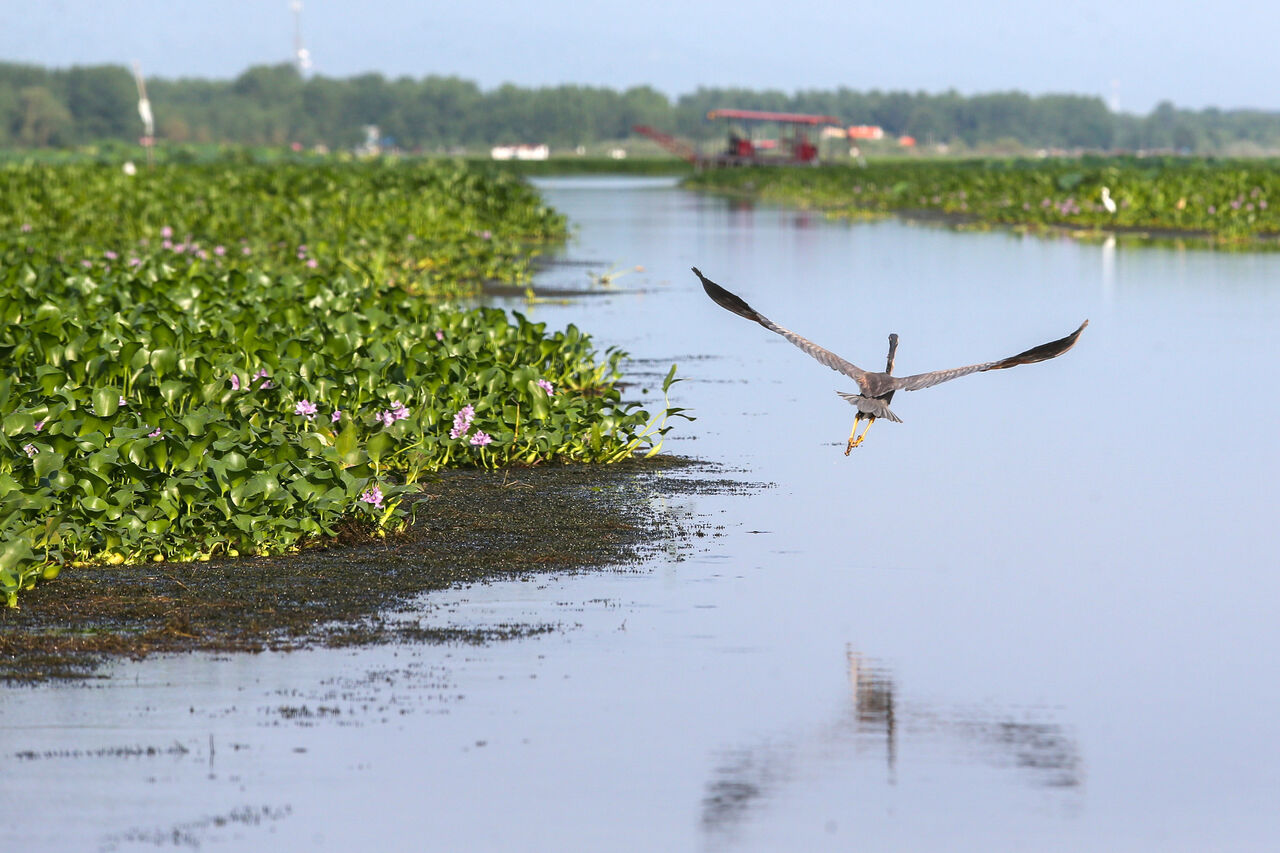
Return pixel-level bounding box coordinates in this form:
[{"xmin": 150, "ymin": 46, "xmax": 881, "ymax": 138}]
[
  {"xmin": 686, "ymin": 157, "xmax": 1280, "ymax": 245},
  {"xmin": 0, "ymin": 160, "xmax": 681, "ymax": 606}
]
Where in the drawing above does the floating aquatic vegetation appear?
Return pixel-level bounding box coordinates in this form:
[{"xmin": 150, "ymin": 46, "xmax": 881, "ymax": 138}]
[
  {"xmin": 686, "ymin": 156, "xmax": 1280, "ymax": 248},
  {"xmin": 0, "ymin": 161, "xmax": 685, "ymax": 605}
]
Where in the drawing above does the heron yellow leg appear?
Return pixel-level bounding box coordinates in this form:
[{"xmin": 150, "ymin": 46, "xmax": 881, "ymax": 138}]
[
  {"xmin": 844, "ymin": 419, "xmax": 861, "ymax": 455},
  {"xmin": 845, "ymin": 418, "xmax": 875, "ymax": 454},
  {"xmin": 844, "ymin": 418, "xmax": 873, "ymax": 455}
]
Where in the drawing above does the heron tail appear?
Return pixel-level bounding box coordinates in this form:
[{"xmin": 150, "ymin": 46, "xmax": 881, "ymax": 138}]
[{"xmin": 836, "ymin": 392, "xmax": 902, "ymax": 423}]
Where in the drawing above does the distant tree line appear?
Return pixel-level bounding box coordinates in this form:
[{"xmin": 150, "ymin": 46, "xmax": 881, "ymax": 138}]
[{"xmin": 4, "ymin": 60, "xmax": 1280, "ymax": 155}]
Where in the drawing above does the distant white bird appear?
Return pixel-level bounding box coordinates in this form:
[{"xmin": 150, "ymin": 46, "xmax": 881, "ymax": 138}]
[{"xmin": 1100, "ymin": 186, "xmax": 1117, "ymax": 215}]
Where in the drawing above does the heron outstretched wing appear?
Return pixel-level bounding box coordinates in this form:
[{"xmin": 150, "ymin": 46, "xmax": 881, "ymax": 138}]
[
  {"xmin": 890, "ymin": 320, "xmax": 1089, "ymax": 391},
  {"xmin": 694, "ymin": 267, "xmax": 871, "ymax": 388}
]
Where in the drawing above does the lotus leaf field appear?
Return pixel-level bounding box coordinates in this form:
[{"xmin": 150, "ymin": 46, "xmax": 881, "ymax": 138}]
[
  {"xmin": 0, "ymin": 161, "xmax": 680, "ymax": 606},
  {"xmin": 687, "ymin": 156, "xmax": 1280, "ymax": 246}
]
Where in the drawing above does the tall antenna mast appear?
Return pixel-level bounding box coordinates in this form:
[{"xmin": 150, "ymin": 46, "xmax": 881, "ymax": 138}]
[
  {"xmin": 291, "ymin": 1, "xmax": 313, "ymax": 75},
  {"xmin": 132, "ymin": 61, "xmax": 155, "ymax": 166}
]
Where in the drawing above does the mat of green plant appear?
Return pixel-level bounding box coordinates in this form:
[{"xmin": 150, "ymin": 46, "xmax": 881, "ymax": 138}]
[
  {"xmin": 0, "ymin": 161, "xmax": 684, "ymax": 606},
  {"xmin": 3, "ymin": 159, "xmax": 566, "ymax": 291},
  {"xmin": 686, "ymin": 156, "xmax": 1279, "ymax": 246}
]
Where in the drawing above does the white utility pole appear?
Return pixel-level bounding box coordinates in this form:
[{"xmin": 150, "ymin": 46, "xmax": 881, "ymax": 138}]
[
  {"xmin": 292, "ymin": 1, "xmax": 313, "ymax": 75},
  {"xmin": 132, "ymin": 61, "xmax": 155, "ymax": 166}
]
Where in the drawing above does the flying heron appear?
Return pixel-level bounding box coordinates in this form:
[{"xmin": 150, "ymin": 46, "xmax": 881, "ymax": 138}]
[{"xmin": 693, "ymin": 267, "xmax": 1088, "ymax": 453}]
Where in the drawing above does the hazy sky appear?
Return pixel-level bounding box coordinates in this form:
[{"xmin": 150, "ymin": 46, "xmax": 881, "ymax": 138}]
[{"xmin": 3, "ymin": 0, "xmax": 1277, "ymax": 114}]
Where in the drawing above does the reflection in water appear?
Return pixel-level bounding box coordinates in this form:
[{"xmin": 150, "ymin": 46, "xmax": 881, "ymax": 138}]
[
  {"xmin": 701, "ymin": 647, "xmax": 1081, "ymax": 839},
  {"xmin": 701, "ymin": 744, "xmax": 788, "ymax": 836},
  {"xmin": 951, "ymin": 717, "xmax": 1081, "ymax": 789},
  {"xmin": 846, "ymin": 648, "xmax": 897, "ymax": 780},
  {"xmin": 1101, "ymin": 234, "xmax": 1117, "ymax": 301}
]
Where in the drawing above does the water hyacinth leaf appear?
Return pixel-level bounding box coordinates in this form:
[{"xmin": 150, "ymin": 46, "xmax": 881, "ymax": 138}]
[
  {"xmin": 124, "ymin": 442, "xmax": 149, "ymax": 467},
  {"xmin": 365, "ymin": 431, "xmax": 394, "ymax": 463},
  {"xmin": 75, "ymin": 431, "xmax": 107, "ymax": 452},
  {"xmin": 91, "ymin": 387, "xmax": 120, "ymax": 417},
  {"xmin": 78, "ymin": 415, "xmax": 112, "ymax": 436},
  {"xmin": 32, "ymin": 450, "xmax": 64, "ymax": 479},
  {"xmin": 335, "ymin": 422, "xmax": 361, "ymax": 466},
  {"xmin": 527, "ymin": 381, "xmax": 551, "ymax": 420},
  {"xmin": 222, "ymin": 449, "xmax": 249, "ymax": 472},
  {"xmin": 149, "ymin": 347, "xmax": 179, "ymax": 376},
  {"xmin": 3, "ymin": 412, "xmax": 34, "ymax": 436},
  {"xmin": 0, "ymin": 535, "xmax": 35, "ymax": 569},
  {"xmin": 159, "ymin": 380, "xmax": 187, "ymax": 407},
  {"xmin": 149, "ymin": 442, "xmax": 168, "ymax": 470},
  {"xmin": 81, "ymin": 496, "xmax": 110, "ymax": 513}
]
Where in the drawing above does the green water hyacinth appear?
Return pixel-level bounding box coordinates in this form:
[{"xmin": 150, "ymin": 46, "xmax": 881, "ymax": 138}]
[
  {"xmin": 0, "ymin": 159, "xmax": 567, "ymax": 292},
  {"xmin": 687, "ymin": 156, "xmax": 1280, "ymax": 248},
  {"xmin": 0, "ymin": 161, "xmax": 684, "ymax": 606},
  {"xmin": 0, "ymin": 263, "xmax": 678, "ymax": 605}
]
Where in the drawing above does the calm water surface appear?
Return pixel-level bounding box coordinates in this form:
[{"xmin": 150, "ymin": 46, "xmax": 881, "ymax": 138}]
[{"xmin": 3, "ymin": 176, "xmax": 1279, "ymax": 851}]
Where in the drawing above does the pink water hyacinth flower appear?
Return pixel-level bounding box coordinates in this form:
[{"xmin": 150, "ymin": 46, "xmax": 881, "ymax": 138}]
[
  {"xmin": 242, "ymin": 246, "xmax": 252, "ymax": 255},
  {"xmin": 149, "ymin": 427, "xmax": 162, "ymax": 438},
  {"xmin": 450, "ymin": 404, "xmax": 475, "ymax": 439},
  {"xmin": 129, "ymin": 257, "xmax": 142, "ymax": 267},
  {"xmin": 214, "ymin": 245, "xmax": 226, "ymax": 256},
  {"xmin": 21, "ymin": 223, "xmax": 32, "ymax": 233},
  {"xmin": 34, "ymin": 420, "xmax": 45, "ymax": 432},
  {"xmin": 378, "ymin": 410, "xmax": 395, "ymax": 428},
  {"xmin": 104, "ymin": 250, "xmax": 118, "ymax": 261},
  {"xmin": 389, "ymin": 402, "xmax": 410, "ymax": 421},
  {"xmin": 23, "ymin": 443, "xmax": 37, "ymax": 457},
  {"xmin": 81, "ymin": 259, "xmax": 93, "ymax": 268},
  {"xmin": 230, "ymin": 373, "xmax": 241, "ymax": 391},
  {"xmin": 118, "ymin": 396, "xmax": 127, "ymax": 406},
  {"xmin": 434, "ymin": 330, "xmax": 444, "ymax": 341},
  {"xmin": 331, "ymin": 410, "xmax": 341, "ymax": 423},
  {"xmin": 469, "ymin": 431, "xmax": 492, "ymax": 447},
  {"xmin": 306, "ymin": 258, "xmax": 318, "ymax": 268},
  {"xmin": 536, "ymin": 379, "xmax": 555, "ymax": 395},
  {"xmin": 294, "ymin": 399, "xmax": 318, "ymax": 419},
  {"xmin": 360, "ymin": 485, "xmax": 384, "ymax": 508},
  {"xmin": 161, "ymin": 226, "xmax": 173, "ymax": 238}
]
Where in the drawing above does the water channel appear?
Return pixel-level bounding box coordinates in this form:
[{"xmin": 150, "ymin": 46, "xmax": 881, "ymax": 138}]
[{"xmin": 3, "ymin": 176, "xmax": 1279, "ymax": 851}]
